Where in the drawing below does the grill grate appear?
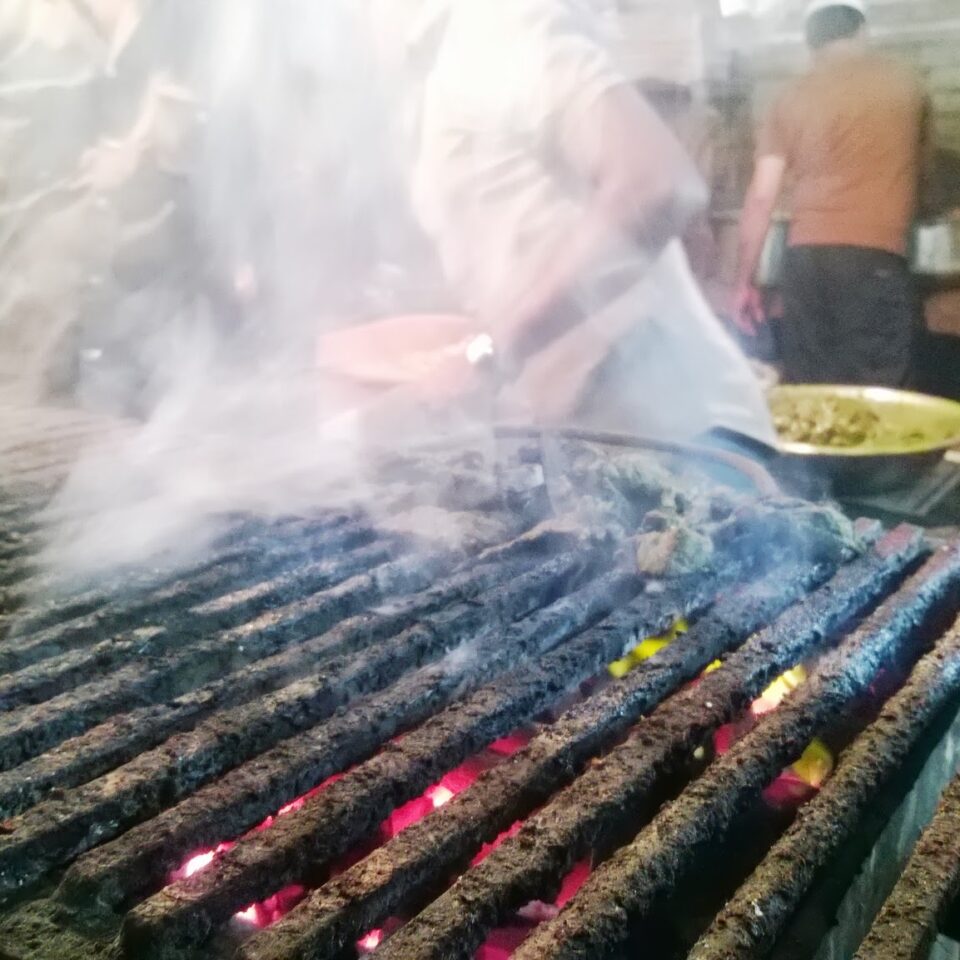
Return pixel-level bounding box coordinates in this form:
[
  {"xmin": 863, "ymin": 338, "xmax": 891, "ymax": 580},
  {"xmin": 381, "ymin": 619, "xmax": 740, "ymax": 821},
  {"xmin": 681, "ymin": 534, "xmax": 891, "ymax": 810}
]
[
  {"xmin": 1, "ymin": 407, "xmax": 960, "ymax": 960},
  {"xmin": 855, "ymin": 772, "xmax": 960, "ymax": 960}
]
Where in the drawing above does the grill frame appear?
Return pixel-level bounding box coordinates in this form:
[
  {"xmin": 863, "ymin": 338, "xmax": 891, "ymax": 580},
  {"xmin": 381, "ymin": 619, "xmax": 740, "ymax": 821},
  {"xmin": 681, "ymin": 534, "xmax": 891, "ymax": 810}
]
[
  {"xmin": 2, "ymin": 407, "xmax": 960, "ymax": 960},
  {"xmin": 853, "ymin": 777, "xmax": 960, "ymax": 960}
]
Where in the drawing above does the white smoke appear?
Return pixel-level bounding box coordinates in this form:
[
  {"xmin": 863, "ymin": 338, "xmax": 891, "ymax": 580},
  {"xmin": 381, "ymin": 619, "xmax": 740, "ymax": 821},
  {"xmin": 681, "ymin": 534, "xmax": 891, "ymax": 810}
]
[
  {"xmin": 0, "ymin": 0, "xmax": 471, "ymax": 579},
  {"xmin": 0, "ymin": 0, "xmax": 771, "ymax": 582}
]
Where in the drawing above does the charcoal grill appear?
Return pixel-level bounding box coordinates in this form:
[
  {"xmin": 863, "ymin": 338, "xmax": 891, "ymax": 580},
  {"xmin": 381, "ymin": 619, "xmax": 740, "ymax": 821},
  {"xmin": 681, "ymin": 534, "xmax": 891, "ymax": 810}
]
[{"xmin": 2, "ymin": 401, "xmax": 960, "ymax": 960}]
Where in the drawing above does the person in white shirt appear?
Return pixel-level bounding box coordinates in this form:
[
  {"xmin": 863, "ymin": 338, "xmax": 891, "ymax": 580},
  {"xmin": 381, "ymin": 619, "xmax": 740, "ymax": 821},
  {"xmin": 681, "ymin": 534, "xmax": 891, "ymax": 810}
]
[{"xmin": 364, "ymin": 0, "xmax": 775, "ymax": 446}]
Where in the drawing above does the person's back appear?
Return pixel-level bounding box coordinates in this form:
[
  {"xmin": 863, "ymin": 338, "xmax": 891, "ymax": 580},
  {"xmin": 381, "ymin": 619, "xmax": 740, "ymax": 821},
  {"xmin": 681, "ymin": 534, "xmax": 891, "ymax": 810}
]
[
  {"xmin": 766, "ymin": 51, "xmax": 925, "ymax": 255},
  {"xmin": 734, "ymin": 0, "xmax": 931, "ymax": 388},
  {"xmin": 408, "ymin": 0, "xmax": 774, "ymax": 442}
]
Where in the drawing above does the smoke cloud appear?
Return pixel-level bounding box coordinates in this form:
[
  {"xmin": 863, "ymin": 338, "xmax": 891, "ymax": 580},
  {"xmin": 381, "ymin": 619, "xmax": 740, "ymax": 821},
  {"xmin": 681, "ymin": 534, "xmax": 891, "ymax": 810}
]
[
  {"xmin": 0, "ymin": 0, "xmax": 475, "ymax": 580},
  {"xmin": 0, "ymin": 0, "xmax": 771, "ymax": 585}
]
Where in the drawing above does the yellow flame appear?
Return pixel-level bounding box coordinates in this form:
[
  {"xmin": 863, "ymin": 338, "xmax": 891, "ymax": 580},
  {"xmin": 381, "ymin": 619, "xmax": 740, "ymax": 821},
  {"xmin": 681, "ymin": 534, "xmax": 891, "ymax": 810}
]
[
  {"xmin": 791, "ymin": 737, "xmax": 833, "ymax": 788},
  {"xmin": 609, "ymin": 619, "xmax": 688, "ymax": 678},
  {"xmin": 753, "ymin": 665, "xmax": 807, "ymax": 716},
  {"xmin": 755, "ymin": 665, "xmax": 835, "ymax": 789},
  {"xmin": 610, "ymin": 641, "xmax": 835, "ymax": 791}
]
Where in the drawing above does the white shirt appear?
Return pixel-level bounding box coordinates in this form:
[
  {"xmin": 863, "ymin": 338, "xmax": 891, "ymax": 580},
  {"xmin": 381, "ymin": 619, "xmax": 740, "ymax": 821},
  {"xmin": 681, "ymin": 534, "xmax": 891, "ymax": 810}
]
[
  {"xmin": 414, "ymin": 0, "xmax": 622, "ymax": 313},
  {"xmin": 412, "ymin": 0, "xmax": 775, "ymax": 444}
]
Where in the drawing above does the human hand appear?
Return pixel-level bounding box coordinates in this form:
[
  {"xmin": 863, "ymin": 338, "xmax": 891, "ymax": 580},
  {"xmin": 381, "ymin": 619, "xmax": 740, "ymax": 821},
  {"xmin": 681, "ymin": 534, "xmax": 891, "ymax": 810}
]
[
  {"xmin": 731, "ymin": 282, "xmax": 766, "ymax": 336},
  {"xmin": 500, "ymin": 322, "xmax": 612, "ymax": 424},
  {"xmin": 74, "ymin": 137, "xmax": 145, "ymax": 192}
]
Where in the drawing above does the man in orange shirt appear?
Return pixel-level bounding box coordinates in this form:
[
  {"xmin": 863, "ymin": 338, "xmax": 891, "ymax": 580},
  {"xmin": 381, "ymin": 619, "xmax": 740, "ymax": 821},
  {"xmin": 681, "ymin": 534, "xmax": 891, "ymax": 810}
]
[{"xmin": 733, "ymin": 0, "xmax": 930, "ymax": 387}]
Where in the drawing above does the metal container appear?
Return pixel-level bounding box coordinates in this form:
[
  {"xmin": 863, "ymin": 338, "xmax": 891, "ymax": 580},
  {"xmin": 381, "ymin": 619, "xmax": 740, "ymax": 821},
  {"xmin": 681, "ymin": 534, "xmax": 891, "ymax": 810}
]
[
  {"xmin": 710, "ymin": 211, "xmax": 789, "ymax": 288},
  {"xmin": 755, "ymin": 216, "xmax": 789, "ymax": 288},
  {"xmin": 769, "ymin": 384, "xmax": 960, "ymax": 495},
  {"xmin": 911, "ymin": 218, "xmax": 960, "ymax": 277}
]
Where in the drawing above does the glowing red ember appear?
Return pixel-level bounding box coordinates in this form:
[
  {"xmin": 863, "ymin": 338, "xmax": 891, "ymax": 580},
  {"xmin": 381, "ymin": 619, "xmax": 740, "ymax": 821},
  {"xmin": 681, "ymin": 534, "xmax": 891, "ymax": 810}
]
[
  {"xmin": 170, "ymin": 735, "xmax": 534, "ymax": 936},
  {"xmin": 713, "ymin": 666, "xmax": 834, "ymax": 808},
  {"xmin": 168, "ymin": 772, "xmax": 345, "ymax": 927},
  {"xmin": 358, "ymin": 928, "xmax": 384, "ymax": 953}
]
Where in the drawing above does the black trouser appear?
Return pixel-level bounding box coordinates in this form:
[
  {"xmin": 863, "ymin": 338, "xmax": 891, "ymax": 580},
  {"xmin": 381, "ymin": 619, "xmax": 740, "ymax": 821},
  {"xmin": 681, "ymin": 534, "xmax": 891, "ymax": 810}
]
[{"xmin": 778, "ymin": 245, "xmax": 921, "ymax": 387}]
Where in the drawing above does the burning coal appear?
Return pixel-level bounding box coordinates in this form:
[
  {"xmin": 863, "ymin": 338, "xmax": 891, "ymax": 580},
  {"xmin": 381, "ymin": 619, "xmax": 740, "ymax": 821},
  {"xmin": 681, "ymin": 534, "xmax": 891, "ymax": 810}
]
[
  {"xmin": 167, "ymin": 733, "xmax": 533, "ymax": 938},
  {"xmin": 714, "ymin": 664, "xmax": 835, "ymax": 804},
  {"xmin": 609, "ymin": 624, "xmax": 834, "ymax": 802},
  {"xmin": 168, "ymin": 772, "xmax": 346, "ymax": 929}
]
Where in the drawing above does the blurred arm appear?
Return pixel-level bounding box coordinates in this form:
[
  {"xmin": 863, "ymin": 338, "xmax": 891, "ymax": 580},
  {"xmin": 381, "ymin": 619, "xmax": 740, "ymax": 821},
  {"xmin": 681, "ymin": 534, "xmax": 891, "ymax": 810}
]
[
  {"xmin": 499, "ymin": 83, "xmax": 707, "ymax": 361},
  {"xmin": 566, "ymin": 84, "xmax": 706, "ymax": 251},
  {"xmin": 732, "ymin": 154, "xmax": 785, "ymax": 334},
  {"xmin": 736, "ymin": 155, "xmax": 785, "ymax": 289}
]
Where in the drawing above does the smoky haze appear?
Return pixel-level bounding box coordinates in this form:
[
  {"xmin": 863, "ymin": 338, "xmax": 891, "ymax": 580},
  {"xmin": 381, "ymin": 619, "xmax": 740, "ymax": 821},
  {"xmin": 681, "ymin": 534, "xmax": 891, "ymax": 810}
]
[
  {"xmin": 0, "ymin": 0, "xmax": 472, "ymax": 580},
  {"xmin": 0, "ymin": 0, "xmax": 771, "ymax": 584}
]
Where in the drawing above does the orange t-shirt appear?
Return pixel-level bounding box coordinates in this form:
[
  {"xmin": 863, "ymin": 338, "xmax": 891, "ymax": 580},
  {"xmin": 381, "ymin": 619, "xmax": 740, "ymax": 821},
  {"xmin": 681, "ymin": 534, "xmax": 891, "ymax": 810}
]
[{"xmin": 757, "ymin": 52, "xmax": 927, "ymax": 256}]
